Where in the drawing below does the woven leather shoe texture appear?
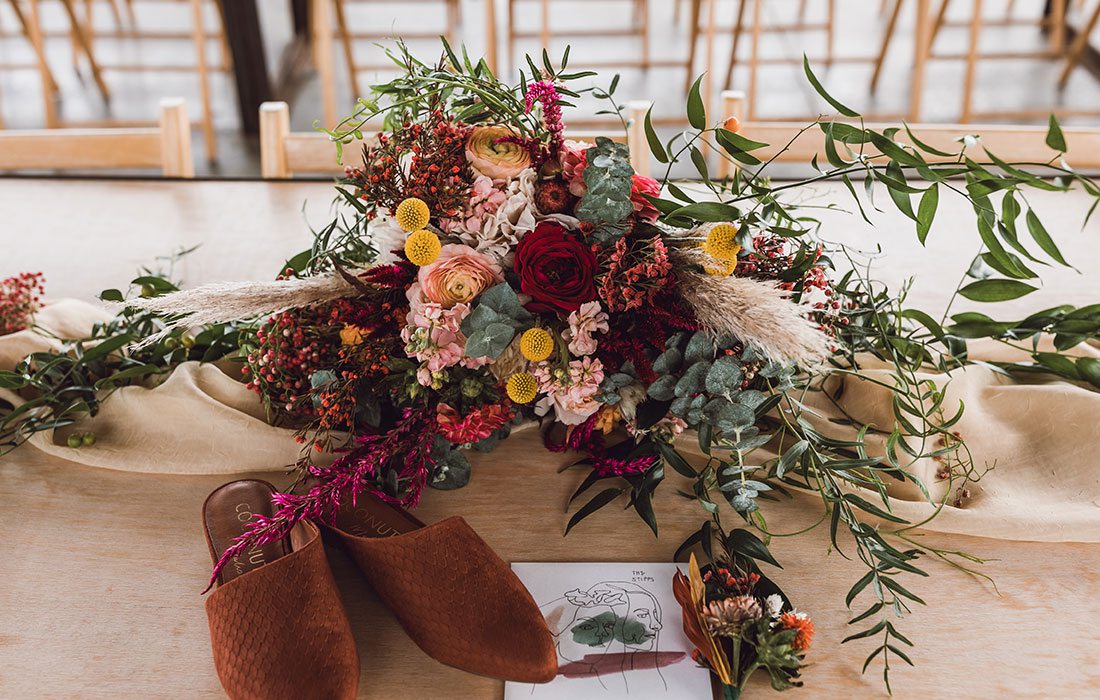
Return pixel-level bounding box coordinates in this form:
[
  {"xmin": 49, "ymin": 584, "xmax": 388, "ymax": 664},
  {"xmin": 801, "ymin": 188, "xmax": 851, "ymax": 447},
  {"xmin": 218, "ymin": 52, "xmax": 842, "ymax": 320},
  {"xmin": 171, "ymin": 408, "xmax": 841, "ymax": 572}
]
[
  {"xmin": 205, "ymin": 521, "xmax": 360, "ymax": 700},
  {"xmin": 329, "ymin": 516, "xmax": 558, "ymax": 683}
]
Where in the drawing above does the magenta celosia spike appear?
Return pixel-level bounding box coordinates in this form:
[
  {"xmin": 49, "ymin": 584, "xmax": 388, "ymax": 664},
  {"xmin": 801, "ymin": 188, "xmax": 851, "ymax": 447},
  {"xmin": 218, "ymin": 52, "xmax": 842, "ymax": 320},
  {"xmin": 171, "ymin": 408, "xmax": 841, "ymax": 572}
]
[{"xmin": 524, "ymin": 80, "xmax": 565, "ymax": 157}]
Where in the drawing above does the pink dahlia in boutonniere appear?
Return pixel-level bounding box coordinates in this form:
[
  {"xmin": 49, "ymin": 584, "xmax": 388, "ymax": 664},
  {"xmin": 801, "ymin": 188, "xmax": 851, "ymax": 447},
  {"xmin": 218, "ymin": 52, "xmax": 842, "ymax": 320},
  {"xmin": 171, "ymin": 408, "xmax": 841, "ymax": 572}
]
[
  {"xmin": 513, "ymin": 221, "xmax": 597, "ymax": 314},
  {"xmin": 435, "ymin": 400, "xmax": 514, "ymax": 444}
]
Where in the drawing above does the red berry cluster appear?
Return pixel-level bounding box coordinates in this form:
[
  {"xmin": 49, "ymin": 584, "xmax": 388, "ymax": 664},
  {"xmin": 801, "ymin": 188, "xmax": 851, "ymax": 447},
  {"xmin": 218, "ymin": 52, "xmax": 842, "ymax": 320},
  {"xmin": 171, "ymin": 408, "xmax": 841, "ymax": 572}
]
[
  {"xmin": 243, "ymin": 300, "xmax": 353, "ymax": 418},
  {"xmin": 738, "ymin": 235, "xmax": 843, "ymax": 338},
  {"xmin": 703, "ymin": 565, "xmax": 761, "ymax": 596},
  {"xmin": 0, "ymin": 272, "xmax": 45, "ymax": 335},
  {"xmin": 346, "ymin": 109, "xmax": 472, "ymax": 222}
]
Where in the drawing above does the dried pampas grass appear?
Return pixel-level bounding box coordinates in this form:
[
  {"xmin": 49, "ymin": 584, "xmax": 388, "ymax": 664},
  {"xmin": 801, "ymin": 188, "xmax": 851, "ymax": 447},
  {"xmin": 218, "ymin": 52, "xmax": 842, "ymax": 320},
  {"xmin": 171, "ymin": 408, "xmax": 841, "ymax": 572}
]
[
  {"xmin": 117, "ymin": 271, "xmax": 358, "ymax": 347},
  {"xmin": 669, "ymin": 246, "xmax": 831, "ymax": 366}
]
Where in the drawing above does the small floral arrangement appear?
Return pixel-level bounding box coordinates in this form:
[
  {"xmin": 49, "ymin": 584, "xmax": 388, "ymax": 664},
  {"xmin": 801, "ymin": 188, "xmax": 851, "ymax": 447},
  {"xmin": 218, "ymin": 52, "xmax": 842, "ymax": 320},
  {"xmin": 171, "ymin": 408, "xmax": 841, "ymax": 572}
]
[
  {"xmin": 674, "ymin": 555, "xmax": 812, "ymax": 699},
  {"xmin": 4, "ymin": 44, "xmax": 1100, "ymax": 695},
  {"xmin": 0, "ymin": 272, "xmax": 45, "ymax": 335}
]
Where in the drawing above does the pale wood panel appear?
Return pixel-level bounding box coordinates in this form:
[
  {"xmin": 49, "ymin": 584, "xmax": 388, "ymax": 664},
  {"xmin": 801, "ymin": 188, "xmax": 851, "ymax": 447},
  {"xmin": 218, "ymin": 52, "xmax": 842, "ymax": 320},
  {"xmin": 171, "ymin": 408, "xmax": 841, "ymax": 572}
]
[
  {"xmin": 0, "ymin": 99, "xmax": 194, "ymax": 176},
  {"xmin": 0, "ymin": 178, "xmax": 1098, "ymax": 698}
]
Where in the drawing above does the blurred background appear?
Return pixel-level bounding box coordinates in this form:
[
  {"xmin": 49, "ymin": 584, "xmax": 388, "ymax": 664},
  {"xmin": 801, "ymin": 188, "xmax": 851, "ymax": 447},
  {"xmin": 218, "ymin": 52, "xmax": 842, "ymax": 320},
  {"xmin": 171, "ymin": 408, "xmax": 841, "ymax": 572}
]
[{"xmin": 1, "ymin": 0, "xmax": 1098, "ymax": 177}]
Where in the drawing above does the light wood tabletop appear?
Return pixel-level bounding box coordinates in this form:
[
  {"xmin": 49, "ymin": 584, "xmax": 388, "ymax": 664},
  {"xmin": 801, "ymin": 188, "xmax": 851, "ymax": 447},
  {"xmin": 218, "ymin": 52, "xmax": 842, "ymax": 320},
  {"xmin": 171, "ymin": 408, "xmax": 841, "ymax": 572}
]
[{"xmin": 2, "ymin": 177, "xmax": 1099, "ymax": 699}]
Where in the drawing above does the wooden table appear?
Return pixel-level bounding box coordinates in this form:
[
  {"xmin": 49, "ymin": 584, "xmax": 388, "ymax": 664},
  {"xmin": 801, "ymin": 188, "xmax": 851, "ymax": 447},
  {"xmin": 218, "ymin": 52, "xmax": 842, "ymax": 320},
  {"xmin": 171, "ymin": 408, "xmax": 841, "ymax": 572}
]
[{"xmin": 2, "ymin": 178, "xmax": 1099, "ymax": 699}]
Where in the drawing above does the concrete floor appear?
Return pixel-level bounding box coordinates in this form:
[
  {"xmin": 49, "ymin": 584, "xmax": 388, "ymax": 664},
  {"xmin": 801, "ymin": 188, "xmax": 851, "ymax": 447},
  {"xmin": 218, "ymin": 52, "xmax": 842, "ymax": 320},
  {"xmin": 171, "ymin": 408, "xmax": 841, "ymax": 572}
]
[{"xmin": 1, "ymin": 0, "xmax": 1098, "ymax": 177}]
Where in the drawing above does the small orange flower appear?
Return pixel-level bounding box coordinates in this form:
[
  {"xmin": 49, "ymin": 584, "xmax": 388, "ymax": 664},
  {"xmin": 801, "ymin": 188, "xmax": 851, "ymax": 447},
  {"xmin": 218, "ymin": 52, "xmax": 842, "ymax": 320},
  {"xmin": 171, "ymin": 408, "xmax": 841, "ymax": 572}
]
[{"xmin": 778, "ymin": 611, "xmax": 814, "ymax": 652}]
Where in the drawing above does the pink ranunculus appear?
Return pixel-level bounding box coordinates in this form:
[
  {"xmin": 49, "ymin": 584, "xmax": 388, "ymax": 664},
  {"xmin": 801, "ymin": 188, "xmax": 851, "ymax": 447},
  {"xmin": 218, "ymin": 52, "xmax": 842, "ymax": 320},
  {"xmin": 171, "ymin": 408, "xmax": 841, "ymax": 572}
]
[
  {"xmin": 559, "ymin": 139, "xmax": 592, "ymax": 197},
  {"xmin": 466, "ymin": 125, "xmax": 532, "ymax": 180},
  {"xmin": 417, "ymin": 244, "xmax": 503, "ymax": 309},
  {"xmin": 630, "ymin": 175, "xmax": 661, "ymax": 223}
]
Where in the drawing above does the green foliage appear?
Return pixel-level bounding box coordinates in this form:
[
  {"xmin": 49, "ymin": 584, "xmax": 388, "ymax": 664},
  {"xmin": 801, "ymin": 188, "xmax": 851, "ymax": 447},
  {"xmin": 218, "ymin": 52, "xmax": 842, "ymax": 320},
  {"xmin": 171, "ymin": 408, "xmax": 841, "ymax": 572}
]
[
  {"xmin": 575, "ymin": 137, "xmax": 636, "ymax": 244},
  {"xmin": 460, "ymin": 283, "xmax": 534, "ymax": 359}
]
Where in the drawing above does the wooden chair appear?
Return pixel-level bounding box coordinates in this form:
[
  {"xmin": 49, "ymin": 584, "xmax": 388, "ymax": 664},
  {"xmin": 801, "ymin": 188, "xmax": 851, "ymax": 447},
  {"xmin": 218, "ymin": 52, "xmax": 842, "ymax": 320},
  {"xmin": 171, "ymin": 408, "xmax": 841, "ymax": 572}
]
[
  {"xmin": 0, "ymin": 97, "xmax": 194, "ymax": 175},
  {"xmin": 719, "ymin": 0, "xmax": 837, "ymax": 92},
  {"xmin": 312, "ymin": 0, "xmax": 462, "ymax": 129},
  {"xmin": 505, "ymin": 0, "xmax": 655, "ymax": 72},
  {"xmin": 716, "ymin": 89, "xmax": 1100, "ymax": 178},
  {"xmin": 259, "ymin": 100, "xmax": 653, "ymax": 179}
]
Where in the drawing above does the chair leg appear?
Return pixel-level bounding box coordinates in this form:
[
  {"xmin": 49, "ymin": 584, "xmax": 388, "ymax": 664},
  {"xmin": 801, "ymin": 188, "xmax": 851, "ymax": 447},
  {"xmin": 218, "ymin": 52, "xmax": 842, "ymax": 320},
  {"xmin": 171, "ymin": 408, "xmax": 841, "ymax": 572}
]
[
  {"xmin": 960, "ymin": 0, "xmax": 982, "ymax": 123},
  {"xmin": 60, "ymin": 0, "xmax": 111, "ymax": 102},
  {"xmin": 507, "ymin": 0, "xmax": 515, "ymax": 73},
  {"xmin": 332, "ymin": 0, "xmax": 359, "ymax": 99},
  {"xmin": 539, "ymin": 0, "xmax": 549, "ymax": 54},
  {"xmin": 929, "ymin": 0, "xmax": 950, "ymax": 50},
  {"xmin": 1058, "ymin": 1, "xmax": 1100, "ymax": 87},
  {"xmin": 724, "ymin": 0, "xmax": 746, "ymax": 89},
  {"xmin": 24, "ymin": 0, "xmax": 60, "ymax": 126},
  {"xmin": 640, "ymin": 0, "xmax": 649, "ymax": 69},
  {"xmin": 446, "ymin": 0, "xmax": 458, "ymax": 43},
  {"xmin": 747, "ymin": 0, "xmax": 760, "ymax": 120},
  {"xmin": 825, "ymin": 0, "xmax": 835, "ymax": 66},
  {"xmin": 485, "ymin": 0, "xmax": 498, "ymax": 74},
  {"xmin": 870, "ymin": 0, "xmax": 903, "ymax": 93},
  {"xmin": 191, "ymin": 0, "xmax": 217, "ymax": 161},
  {"xmin": 684, "ymin": 0, "xmax": 701, "ymax": 92},
  {"xmin": 909, "ymin": 0, "xmax": 931, "ymax": 121},
  {"xmin": 9, "ymin": 0, "xmax": 60, "ymax": 94}
]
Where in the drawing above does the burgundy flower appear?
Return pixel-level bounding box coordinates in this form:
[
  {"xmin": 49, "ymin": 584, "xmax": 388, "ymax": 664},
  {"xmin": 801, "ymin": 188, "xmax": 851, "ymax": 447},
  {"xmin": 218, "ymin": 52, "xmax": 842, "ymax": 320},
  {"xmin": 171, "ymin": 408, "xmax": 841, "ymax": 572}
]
[{"xmin": 513, "ymin": 221, "xmax": 598, "ymax": 314}]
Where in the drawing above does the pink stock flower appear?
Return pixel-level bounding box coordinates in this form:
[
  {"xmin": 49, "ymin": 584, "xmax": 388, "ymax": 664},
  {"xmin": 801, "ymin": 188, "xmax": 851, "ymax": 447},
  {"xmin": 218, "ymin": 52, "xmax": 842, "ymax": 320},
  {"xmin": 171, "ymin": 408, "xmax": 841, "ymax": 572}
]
[
  {"xmin": 564, "ymin": 301, "xmax": 609, "ymax": 356},
  {"xmin": 534, "ymin": 356, "xmax": 605, "ymax": 425},
  {"xmin": 630, "ymin": 175, "xmax": 661, "ymax": 223}
]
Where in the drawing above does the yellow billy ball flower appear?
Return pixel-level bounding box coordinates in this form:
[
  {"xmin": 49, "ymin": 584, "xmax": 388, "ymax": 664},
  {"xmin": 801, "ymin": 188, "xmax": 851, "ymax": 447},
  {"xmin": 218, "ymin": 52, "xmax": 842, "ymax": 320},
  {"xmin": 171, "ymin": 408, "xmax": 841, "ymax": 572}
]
[
  {"xmin": 506, "ymin": 372, "xmax": 538, "ymax": 404},
  {"xmin": 703, "ymin": 257, "xmax": 738, "ymax": 277},
  {"xmin": 703, "ymin": 223, "xmax": 741, "ymax": 261},
  {"xmin": 519, "ymin": 328, "xmax": 554, "ymax": 362},
  {"xmin": 404, "ymin": 229, "xmax": 441, "ymax": 266},
  {"xmin": 395, "ymin": 197, "xmax": 430, "ymax": 232}
]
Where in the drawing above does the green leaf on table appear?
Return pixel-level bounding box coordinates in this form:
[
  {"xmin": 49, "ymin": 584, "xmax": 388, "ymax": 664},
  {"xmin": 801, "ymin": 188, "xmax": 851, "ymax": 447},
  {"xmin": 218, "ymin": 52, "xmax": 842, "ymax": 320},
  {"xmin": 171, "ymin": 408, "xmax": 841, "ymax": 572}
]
[
  {"xmin": 958, "ymin": 279, "xmax": 1038, "ymax": 302},
  {"xmin": 686, "ymin": 74, "xmax": 707, "ymax": 130},
  {"xmin": 565, "ymin": 488, "xmax": 624, "ymax": 535},
  {"xmin": 1045, "ymin": 114, "xmax": 1067, "ymax": 153},
  {"xmin": 803, "ymin": 55, "xmax": 860, "ymax": 117}
]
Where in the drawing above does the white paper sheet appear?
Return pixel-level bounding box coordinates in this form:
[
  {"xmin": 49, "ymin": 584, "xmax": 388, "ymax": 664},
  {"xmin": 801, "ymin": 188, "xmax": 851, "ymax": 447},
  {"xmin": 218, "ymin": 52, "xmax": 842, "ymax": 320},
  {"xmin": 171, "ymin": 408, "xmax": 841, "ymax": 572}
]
[{"xmin": 507, "ymin": 562, "xmax": 713, "ymax": 700}]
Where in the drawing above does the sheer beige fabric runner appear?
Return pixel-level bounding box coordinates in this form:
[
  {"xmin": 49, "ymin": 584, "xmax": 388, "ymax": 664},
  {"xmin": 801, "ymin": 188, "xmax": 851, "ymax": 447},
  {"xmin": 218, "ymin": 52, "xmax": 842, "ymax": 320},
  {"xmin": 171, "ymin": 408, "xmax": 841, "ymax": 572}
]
[{"xmin": 4, "ymin": 299, "xmax": 1098, "ymax": 543}]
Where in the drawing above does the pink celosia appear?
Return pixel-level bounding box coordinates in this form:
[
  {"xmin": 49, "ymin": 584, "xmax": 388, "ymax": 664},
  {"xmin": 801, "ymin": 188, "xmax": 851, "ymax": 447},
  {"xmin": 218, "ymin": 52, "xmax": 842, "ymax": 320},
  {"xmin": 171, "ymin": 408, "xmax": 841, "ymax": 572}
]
[
  {"xmin": 436, "ymin": 401, "xmax": 514, "ymax": 444},
  {"xmin": 630, "ymin": 175, "xmax": 661, "ymax": 223},
  {"xmin": 564, "ymin": 301, "xmax": 609, "ymax": 356},
  {"xmin": 524, "ymin": 80, "xmax": 565, "ymax": 156}
]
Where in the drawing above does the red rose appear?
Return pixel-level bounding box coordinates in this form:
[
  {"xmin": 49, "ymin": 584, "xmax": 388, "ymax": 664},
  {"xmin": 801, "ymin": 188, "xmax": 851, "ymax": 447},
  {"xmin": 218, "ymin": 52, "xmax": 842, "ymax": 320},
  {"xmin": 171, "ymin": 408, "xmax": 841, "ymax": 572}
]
[{"xmin": 513, "ymin": 221, "xmax": 598, "ymax": 314}]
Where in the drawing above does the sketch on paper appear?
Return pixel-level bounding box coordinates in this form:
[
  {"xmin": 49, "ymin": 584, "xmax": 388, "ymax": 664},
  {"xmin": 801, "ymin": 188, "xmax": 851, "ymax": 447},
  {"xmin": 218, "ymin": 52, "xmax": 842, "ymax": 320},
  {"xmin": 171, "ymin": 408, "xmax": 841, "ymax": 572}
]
[{"xmin": 506, "ymin": 563, "xmax": 712, "ymax": 700}]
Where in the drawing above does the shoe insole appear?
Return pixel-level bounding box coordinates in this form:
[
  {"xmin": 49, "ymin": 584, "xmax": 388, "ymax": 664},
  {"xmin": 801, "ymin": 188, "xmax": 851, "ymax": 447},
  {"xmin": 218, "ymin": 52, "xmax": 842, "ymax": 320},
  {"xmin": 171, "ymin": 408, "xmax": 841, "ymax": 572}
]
[
  {"xmin": 331, "ymin": 490, "xmax": 425, "ymax": 539},
  {"xmin": 203, "ymin": 480, "xmax": 290, "ymax": 585}
]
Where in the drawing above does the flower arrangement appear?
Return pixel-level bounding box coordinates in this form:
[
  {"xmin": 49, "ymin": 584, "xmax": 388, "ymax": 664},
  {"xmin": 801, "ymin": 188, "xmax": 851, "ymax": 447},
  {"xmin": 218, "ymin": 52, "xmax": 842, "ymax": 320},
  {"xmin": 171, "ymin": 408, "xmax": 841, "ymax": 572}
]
[
  {"xmin": 3, "ymin": 43, "xmax": 1100, "ymax": 695},
  {"xmin": 675, "ymin": 555, "xmax": 812, "ymax": 699}
]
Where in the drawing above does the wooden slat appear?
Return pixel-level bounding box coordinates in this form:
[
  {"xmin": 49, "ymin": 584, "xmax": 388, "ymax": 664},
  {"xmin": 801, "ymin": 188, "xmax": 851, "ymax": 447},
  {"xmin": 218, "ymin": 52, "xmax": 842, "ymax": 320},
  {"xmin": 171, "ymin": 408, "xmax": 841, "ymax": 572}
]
[
  {"xmin": 0, "ymin": 130, "xmax": 162, "ymax": 170},
  {"xmin": 284, "ymin": 133, "xmax": 373, "ymax": 174}
]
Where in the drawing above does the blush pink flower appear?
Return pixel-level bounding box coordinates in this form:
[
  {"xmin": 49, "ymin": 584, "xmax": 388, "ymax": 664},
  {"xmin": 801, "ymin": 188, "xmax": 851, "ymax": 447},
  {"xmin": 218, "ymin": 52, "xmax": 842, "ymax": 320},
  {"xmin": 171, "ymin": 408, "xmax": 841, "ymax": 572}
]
[
  {"xmin": 564, "ymin": 301, "xmax": 609, "ymax": 356},
  {"xmin": 416, "ymin": 244, "xmax": 503, "ymax": 310},
  {"xmin": 401, "ymin": 301, "xmax": 490, "ymax": 384},
  {"xmin": 559, "ymin": 139, "xmax": 591, "ymax": 197},
  {"xmin": 630, "ymin": 175, "xmax": 661, "ymax": 223},
  {"xmin": 534, "ymin": 356, "xmax": 605, "ymax": 425}
]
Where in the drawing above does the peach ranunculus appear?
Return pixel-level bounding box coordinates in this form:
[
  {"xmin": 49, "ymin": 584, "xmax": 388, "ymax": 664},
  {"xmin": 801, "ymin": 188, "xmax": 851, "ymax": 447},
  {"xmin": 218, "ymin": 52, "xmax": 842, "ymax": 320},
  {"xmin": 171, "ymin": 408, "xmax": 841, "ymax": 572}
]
[
  {"xmin": 466, "ymin": 125, "xmax": 532, "ymax": 180},
  {"xmin": 415, "ymin": 244, "xmax": 503, "ymax": 309}
]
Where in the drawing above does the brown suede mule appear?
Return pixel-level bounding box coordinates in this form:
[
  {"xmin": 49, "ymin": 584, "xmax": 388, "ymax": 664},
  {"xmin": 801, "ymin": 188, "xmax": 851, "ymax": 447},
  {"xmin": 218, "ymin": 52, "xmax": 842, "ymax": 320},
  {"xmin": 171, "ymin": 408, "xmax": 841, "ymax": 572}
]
[
  {"xmin": 203, "ymin": 480, "xmax": 359, "ymax": 700},
  {"xmin": 324, "ymin": 492, "xmax": 558, "ymax": 683}
]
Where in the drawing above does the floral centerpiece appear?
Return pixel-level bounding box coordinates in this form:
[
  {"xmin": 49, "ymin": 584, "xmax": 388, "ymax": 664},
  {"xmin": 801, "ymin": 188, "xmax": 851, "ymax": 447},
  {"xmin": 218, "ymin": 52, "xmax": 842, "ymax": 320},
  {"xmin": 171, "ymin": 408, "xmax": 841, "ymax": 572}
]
[{"xmin": 3, "ymin": 43, "xmax": 1099, "ymax": 695}]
